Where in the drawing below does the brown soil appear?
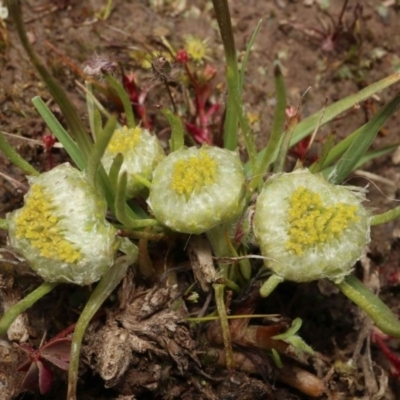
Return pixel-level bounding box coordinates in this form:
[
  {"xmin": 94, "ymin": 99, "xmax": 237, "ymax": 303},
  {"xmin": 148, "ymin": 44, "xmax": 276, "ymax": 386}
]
[{"xmin": 1, "ymin": 1, "xmax": 400, "ymax": 399}]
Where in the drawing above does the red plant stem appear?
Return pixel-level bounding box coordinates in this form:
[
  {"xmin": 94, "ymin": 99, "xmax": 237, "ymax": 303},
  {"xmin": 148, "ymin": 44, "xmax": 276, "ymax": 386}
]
[
  {"xmin": 373, "ymin": 331, "xmax": 400, "ymax": 376},
  {"xmin": 183, "ymin": 62, "xmax": 214, "ymax": 143}
]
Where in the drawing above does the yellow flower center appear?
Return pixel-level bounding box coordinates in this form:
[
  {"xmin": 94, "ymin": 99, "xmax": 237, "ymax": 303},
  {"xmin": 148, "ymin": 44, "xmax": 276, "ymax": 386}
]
[
  {"xmin": 185, "ymin": 36, "xmax": 208, "ymax": 62},
  {"xmin": 107, "ymin": 126, "xmax": 141, "ymax": 155},
  {"xmin": 285, "ymin": 187, "xmax": 359, "ymax": 255},
  {"xmin": 171, "ymin": 151, "xmax": 217, "ymax": 198},
  {"xmin": 15, "ymin": 184, "xmax": 81, "ymax": 263}
]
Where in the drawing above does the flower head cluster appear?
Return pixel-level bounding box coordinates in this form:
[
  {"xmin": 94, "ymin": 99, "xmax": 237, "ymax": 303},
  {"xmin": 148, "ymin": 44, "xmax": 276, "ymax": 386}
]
[
  {"xmin": 184, "ymin": 35, "xmax": 209, "ymax": 63},
  {"xmin": 0, "ymin": 1, "xmax": 8, "ymax": 20},
  {"xmin": 102, "ymin": 125, "xmax": 165, "ymax": 198},
  {"xmin": 253, "ymin": 169, "xmax": 370, "ymax": 283},
  {"xmin": 148, "ymin": 146, "xmax": 246, "ymax": 234},
  {"xmin": 7, "ymin": 164, "xmax": 118, "ymax": 285}
]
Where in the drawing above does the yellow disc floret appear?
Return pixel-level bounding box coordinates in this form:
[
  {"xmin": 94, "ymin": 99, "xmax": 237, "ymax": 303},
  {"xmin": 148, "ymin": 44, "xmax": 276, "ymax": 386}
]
[
  {"xmin": 171, "ymin": 150, "xmax": 217, "ymax": 198},
  {"xmin": 285, "ymin": 186, "xmax": 359, "ymax": 255},
  {"xmin": 14, "ymin": 184, "xmax": 81, "ymax": 263},
  {"xmin": 185, "ymin": 36, "xmax": 209, "ymax": 62},
  {"xmin": 107, "ymin": 126, "xmax": 142, "ymax": 155}
]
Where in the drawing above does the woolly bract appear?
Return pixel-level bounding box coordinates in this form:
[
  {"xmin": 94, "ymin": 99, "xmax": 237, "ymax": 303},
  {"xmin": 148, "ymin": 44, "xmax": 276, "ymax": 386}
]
[
  {"xmin": 102, "ymin": 126, "xmax": 165, "ymax": 198},
  {"xmin": 8, "ymin": 164, "xmax": 119, "ymax": 285},
  {"xmin": 253, "ymin": 169, "xmax": 370, "ymax": 283},
  {"xmin": 148, "ymin": 146, "xmax": 246, "ymax": 234}
]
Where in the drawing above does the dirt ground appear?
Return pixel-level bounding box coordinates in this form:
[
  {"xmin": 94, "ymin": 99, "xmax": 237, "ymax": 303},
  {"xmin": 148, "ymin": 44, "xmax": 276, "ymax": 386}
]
[{"xmin": 1, "ymin": 0, "xmax": 400, "ymax": 399}]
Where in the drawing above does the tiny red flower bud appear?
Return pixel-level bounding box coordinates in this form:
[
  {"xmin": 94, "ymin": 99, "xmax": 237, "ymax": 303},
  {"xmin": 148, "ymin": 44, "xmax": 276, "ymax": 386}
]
[
  {"xmin": 42, "ymin": 134, "xmax": 56, "ymax": 150},
  {"xmin": 176, "ymin": 49, "xmax": 190, "ymax": 64}
]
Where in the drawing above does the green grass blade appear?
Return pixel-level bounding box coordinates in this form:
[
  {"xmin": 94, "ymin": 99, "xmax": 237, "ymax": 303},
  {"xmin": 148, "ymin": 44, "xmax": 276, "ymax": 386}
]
[
  {"xmin": 7, "ymin": 0, "xmax": 93, "ymax": 158},
  {"xmin": 32, "ymin": 97, "xmax": 86, "ymax": 170},
  {"xmin": 251, "ymin": 62, "xmax": 286, "ymax": 190},
  {"xmin": 105, "ymin": 73, "xmax": 136, "ymax": 129},
  {"xmin": 239, "ymin": 19, "xmax": 262, "ymax": 91},
  {"xmin": 212, "ymin": 0, "xmax": 239, "ymax": 150},
  {"xmin": 87, "ymin": 116, "xmax": 117, "ymax": 185},
  {"xmin": 321, "ymin": 144, "xmax": 398, "ymax": 179},
  {"xmin": 162, "ymin": 108, "xmax": 184, "ymax": 152},
  {"xmin": 328, "ymin": 94, "xmax": 400, "ymax": 184},
  {"xmin": 0, "ymin": 130, "xmax": 39, "ymax": 176},
  {"xmin": 114, "ymin": 171, "xmax": 159, "ymax": 229},
  {"xmin": 309, "ymin": 132, "xmax": 336, "ymax": 174},
  {"xmin": 108, "ymin": 153, "xmax": 123, "ymax": 191},
  {"xmin": 291, "ymin": 73, "xmax": 400, "ymax": 145},
  {"xmin": 251, "ymin": 72, "xmax": 400, "ymax": 171}
]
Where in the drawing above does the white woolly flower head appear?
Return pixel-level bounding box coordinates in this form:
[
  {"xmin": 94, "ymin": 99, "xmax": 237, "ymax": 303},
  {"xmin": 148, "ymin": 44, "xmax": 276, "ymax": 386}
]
[
  {"xmin": 253, "ymin": 169, "xmax": 370, "ymax": 283},
  {"xmin": 148, "ymin": 145, "xmax": 246, "ymax": 234},
  {"xmin": 102, "ymin": 125, "xmax": 165, "ymax": 197},
  {"xmin": 7, "ymin": 163, "xmax": 119, "ymax": 285},
  {"xmin": 0, "ymin": 2, "xmax": 8, "ymax": 20}
]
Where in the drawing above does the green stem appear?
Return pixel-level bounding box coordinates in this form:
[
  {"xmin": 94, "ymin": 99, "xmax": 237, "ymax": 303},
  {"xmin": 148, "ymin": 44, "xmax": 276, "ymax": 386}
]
[
  {"xmin": 371, "ymin": 206, "xmax": 400, "ymax": 226},
  {"xmin": 67, "ymin": 255, "xmax": 131, "ymax": 400},
  {"xmin": 335, "ymin": 274, "xmax": 400, "ymax": 338},
  {"xmin": 0, "ymin": 282, "xmax": 59, "ymax": 336},
  {"xmin": 260, "ymin": 274, "xmax": 284, "ymax": 298},
  {"xmin": 213, "ymin": 283, "xmax": 234, "ymax": 368},
  {"xmin": 206, "ymin": 225, "xmax": 236, "ymax": 368}
]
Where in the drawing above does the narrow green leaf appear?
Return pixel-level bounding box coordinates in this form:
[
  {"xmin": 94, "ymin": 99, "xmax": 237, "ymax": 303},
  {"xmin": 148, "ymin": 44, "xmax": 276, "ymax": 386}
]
[
  {"xmin": 0, "ymin": 130, "xmax": 39, "ymax": 176},
  {"xmin": 212, "ymin": 0, "xmax": 239, "ymax": 150},
  {"xmin": 321, "ymin": 145, "xmax": 398, "ymax": 179},
  {"xmin": 32, "ymin": 97, "xmax": 86, "ymax": 170},
  {"xmin": 0, "ymin": 282, "xmax": 59, "ymax": 336},
  {"xmin": 104, "ymin": 73, "xmax": 136, "ymax": 129},
  {"xmin": 321, "ymin": 128, "xmax": 358, "ymax": 169},
  {"xmin": 335, "ymin": 274, "xmax": 400, "ymax": 338},
  {"xmin": 108, "ymin": 153, "xmax": 123, "ymax": 191},
  {"xmin": 251, "ymin": 72, "xmax": 400, "ymax": 171},
  {"xmin": 292, "ymin": 73, "xmax": 400, "ymax": 145},
  {"xmin": 328, "ymin": 94, "xmax": 400, "ymax": 184},
  {"xmin": 85, "ymin": 81, "xmax": 97, "ymax": 140},
  {"xmin": 7, "ymin": 0, "xmax": 93, "ymax": 158},
  {"xmin": 239, "ymin": 19, "xmax": 263, "ymax": 92},
  {"xmin": 115, "ymin": 171, "xmax": 159, "ymax": 229},
  {"xmin": 67, "ymin": 254, "xmax": 133, "ymax": 399},
  {"xmin": 87, "ymin": 116, "xmax": 117, "ymax": 184},
  {"xmin": 309, "ymin": 132, "xmax": 336, "ymax": 173},
  {"xmin": 323, "ymin": 129, "xmax": 399, "ymax": 171},
  {"xmin": 251, "ymin": 61, "xmax": 286, "ymax": 190},
  {"xmin": 162, "ymin": 108, "xmax": 185, "ymax": 152},
  {"xmin": 274, "ymin": 115, "xmax": 295, "ymax": 174},
  {"xmin": 227, "ymin": 67, "xmax": 258, "ymax": 175},
  {"xmin": 273, "ymin": 318, "xmax": 303, "ymax": 339},
  {"xmin": 93, "ymin": 109, "xmax": 103, "ymax": 143}
]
